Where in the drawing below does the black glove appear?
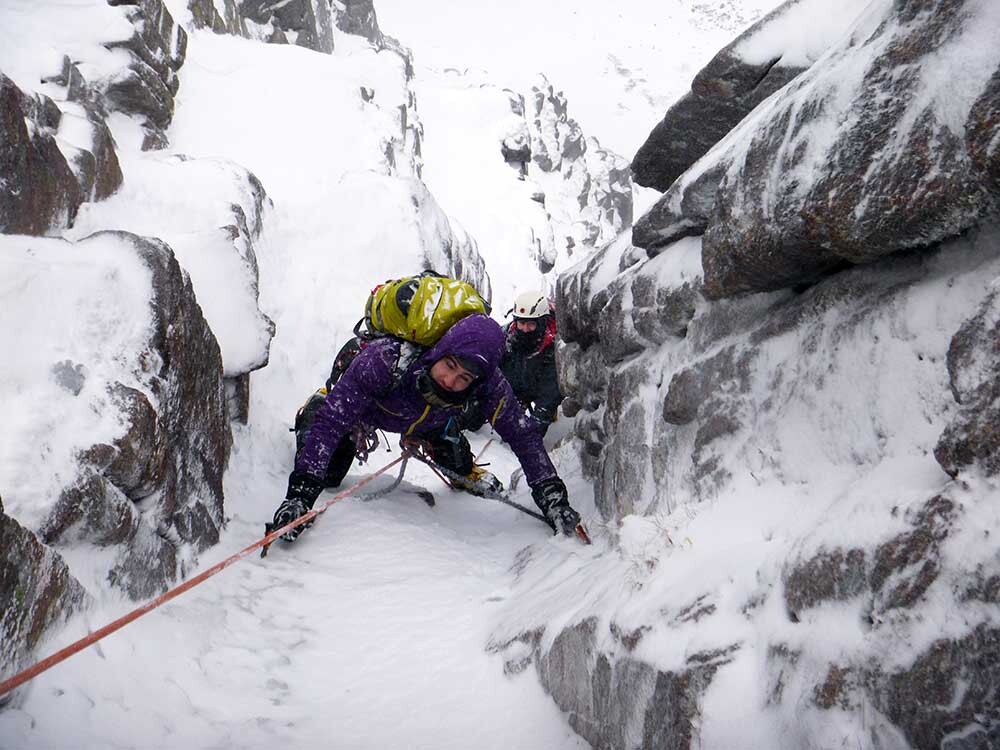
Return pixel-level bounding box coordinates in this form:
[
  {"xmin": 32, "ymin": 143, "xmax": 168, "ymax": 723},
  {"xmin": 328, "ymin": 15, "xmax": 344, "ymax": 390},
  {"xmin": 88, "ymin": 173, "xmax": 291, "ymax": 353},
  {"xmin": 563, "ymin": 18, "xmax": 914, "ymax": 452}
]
[
  {"xmin": 273, "ymin": 471, "xmax": 323, "ymax": 542},
  {"xmin": 530, "ymin": 404, "xmax": 556, "ymax": 425},
  {"xmin": 530, "ymin": 477, "xmax": 581, "ymax": 535},
  {"xmin": 456, "ymin": 399, "xmax": 487, "ymax": 432}
]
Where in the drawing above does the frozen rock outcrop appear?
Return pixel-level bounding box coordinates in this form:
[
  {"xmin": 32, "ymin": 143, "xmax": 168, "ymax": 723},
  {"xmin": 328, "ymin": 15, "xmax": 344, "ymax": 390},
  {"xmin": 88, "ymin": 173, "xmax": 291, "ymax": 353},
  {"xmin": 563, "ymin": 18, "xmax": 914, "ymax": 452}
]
[
  {"xmin": 0, "ymin": 232, "xmax": 231, "ymax": 604},
  {"xmin": 0, "ymin": 75, "xmax": 86, "ymax": 235},
  {"xmin": 538, "ymin": 221, "xmax": 1000, "ymax": 750},
  {"xmin": 935, "ymin": 285, "xmax": 1000, "ymax": 479},
  {"xmin": 631, "ymin": 0, "xmax": 871, "ymax": 192},
  {"xmin": 333, "ymin": 0, "xmax": 384, "ymax": 48},
  {"xmin": 634, "ymin": 0, "xmax": 1000, "ymax": 299},
  {"xmin": 519, "ymin": 3, "xmax": 1000, "ymax": 743},
  {"xmin": 528, "ymin": 76, "xmax": 632, "ymax": 269},
  {"xmin": 188, "ymin": 0, "xmax": 373, "ymax": 55},
  {"xmin": 0, "ymin": 506, "xmax": 89, "ymax": 706},
  {"xmin": 67, "ymin": 155, "xmax": 276, "ymax": 423}
]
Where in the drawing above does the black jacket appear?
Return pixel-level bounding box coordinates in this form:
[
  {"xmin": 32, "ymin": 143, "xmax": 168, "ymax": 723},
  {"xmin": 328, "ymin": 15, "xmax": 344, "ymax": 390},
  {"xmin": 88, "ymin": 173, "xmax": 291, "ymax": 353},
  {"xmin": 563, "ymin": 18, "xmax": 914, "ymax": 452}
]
[{"xmin": 501, "ymin": 317, "xmax": 562, "ymax": 423}]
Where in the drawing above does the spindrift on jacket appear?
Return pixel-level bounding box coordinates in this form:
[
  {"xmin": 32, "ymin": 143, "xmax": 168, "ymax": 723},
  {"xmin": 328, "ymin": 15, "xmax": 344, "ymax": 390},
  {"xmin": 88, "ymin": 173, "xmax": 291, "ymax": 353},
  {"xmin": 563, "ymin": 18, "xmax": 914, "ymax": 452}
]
[
  {"xmin": 502, "ymin": 315, "xmax": 562, "ymax": 423},
  {"xmin": 295, "ymin": 314, "xmax": 558, "ymax": 489}
]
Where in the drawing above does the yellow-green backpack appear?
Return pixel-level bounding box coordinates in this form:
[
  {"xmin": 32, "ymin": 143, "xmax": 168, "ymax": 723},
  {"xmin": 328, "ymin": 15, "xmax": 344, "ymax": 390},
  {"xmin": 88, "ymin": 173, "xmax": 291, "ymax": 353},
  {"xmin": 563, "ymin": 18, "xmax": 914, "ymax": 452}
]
[{"xmin": 360, "ymin": 271, "xmax": 490, "ymax": 347}]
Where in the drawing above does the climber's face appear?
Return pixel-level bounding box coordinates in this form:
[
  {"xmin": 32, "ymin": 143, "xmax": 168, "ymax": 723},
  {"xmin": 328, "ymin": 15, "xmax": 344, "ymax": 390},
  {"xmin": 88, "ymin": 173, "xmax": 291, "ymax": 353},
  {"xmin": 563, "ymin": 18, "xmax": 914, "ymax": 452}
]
[
  {"xmin": 514, "ymin": 318, "xmax": 539, "ymax": 334},
  {"xmin": 430, "ymin": 355, "xmax": 477, "ymax": 393}
]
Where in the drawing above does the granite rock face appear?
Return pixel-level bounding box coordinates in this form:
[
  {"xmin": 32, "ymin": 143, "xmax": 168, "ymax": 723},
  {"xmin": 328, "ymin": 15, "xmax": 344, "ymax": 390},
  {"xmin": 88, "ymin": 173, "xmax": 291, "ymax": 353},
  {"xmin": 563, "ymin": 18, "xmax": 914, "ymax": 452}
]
[
  {"xmin": 0, "ymin": 510, "xmax": 89, "ymax": 704},
  {"xmin": 631, "ymin": 0, "xmax": 813, "ymax": 192},
  {"xmin": 333, "ymin": 0, "xmax": 384, "ymax": 48},
  {"xmin": 10, "ymin": 233, "xmax": 231, "ymax": 601},
  {"xmin": 238, "ymin": 0, "xmax": 334, "ymax": 52},
  {"xmin": 634, "ymin": 0, "xmax": 1000, "ymax": 299},
  {"xmin": 188, "ymin": 0, "xmax": 246, "ymax": 35},
  {"xmin": 188, "ymin": 0, "xmax": 336, "ymax": 54},
  {"xmin": 547, "ymin": 219, "xmax": 1000, "ymax": 745},
  {"xmin": 935, "ymin": 286, "xmax": 1000, "ymax": 478},
  {"xmin": 0, "ymin": 75, "xmax": 85, "ymax": 235},
  {"xmin": 528, "ymin": 76, "xmax": 632, "ymax": 269},
  {"xmin": 91, "ymin": 0, "xmax": 188, "ymax": 149}
]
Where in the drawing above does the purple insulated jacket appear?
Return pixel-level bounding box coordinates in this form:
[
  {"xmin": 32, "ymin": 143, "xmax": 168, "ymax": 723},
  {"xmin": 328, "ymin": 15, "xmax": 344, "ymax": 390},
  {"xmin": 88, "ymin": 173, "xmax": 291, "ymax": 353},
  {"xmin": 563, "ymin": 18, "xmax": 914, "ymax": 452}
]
[{"xmin": 296, "ymin": 314, "xmax": 558, "ymax": 488}]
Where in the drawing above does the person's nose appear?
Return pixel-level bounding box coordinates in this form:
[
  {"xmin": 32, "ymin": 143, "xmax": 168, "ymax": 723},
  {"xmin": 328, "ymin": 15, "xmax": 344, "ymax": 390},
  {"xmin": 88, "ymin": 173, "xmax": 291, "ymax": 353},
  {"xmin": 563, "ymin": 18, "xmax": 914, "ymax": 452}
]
[{"xmin": 441, "ymin": 370, "xmax": 461, "ymax": 391}]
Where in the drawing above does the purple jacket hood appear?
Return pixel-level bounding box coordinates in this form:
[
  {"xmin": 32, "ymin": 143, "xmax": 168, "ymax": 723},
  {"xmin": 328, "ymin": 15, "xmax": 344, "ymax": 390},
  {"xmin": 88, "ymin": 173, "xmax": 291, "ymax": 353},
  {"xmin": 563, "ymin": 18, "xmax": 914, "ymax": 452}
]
[{"xmin": 423, "ymin": 313, "xmax": 506, "ymax": 377}]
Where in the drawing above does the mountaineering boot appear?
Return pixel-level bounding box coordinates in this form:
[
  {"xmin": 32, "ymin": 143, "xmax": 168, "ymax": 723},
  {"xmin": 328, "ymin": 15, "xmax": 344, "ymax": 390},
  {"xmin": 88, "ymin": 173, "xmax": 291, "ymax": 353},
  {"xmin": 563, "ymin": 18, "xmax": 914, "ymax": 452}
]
[
  {"xmin": 530, "ymin": 477, "xmax": 582, "ymax": 536},
  {"xmin": 463, "ymin": 465, "xmax": 505, "ymax": 498}
]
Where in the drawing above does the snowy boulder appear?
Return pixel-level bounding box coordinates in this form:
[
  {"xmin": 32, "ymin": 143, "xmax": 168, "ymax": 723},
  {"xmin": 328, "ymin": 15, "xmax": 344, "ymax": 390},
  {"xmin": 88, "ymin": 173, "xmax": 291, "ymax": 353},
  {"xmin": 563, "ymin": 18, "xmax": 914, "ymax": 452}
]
[
  {"xmin": 527, "ymin": 75, "xmax": 633, "ymax": 262},
  {"xmin": 535, "ymin": 617, "xmax": 738, "ymax": 750},
  {"xmin": 0, "ymin": 509, "xmax": 89, "ymax": 703},
  {"xmin": 631, "ymin": 0, "xmax": 869, "ymax": 192},
  {"xmin": 333, "ymin": 0, "xmax": 384, "ymax": 49},
  {"xmin": 67, "ymin": 154, "xmax": 276, "ymax": 422},
  {"xmin": 0, "ymin": 74, "xmax": 83, "ymax": 235},
  {"xmin": 89, "ymin": 0, "xmax": 187, "ymax": 149},
  {"xmin": 188, "ymin": 0, "xmax": 246, "ymax": 36},
  {"xmin": 0, "ymin": 231, "xmax": 231, "ymax": 600},
  {"xmin": 636, "ymin": 0, "xmax": 1000, "ymax": 299},
  {"xmin": 935, "ymin": 283, "xmax": 1000, "ymax": 478},
  {"xmin": 237, "ymin": 0, "xmax": 335, "ymax": 53}
]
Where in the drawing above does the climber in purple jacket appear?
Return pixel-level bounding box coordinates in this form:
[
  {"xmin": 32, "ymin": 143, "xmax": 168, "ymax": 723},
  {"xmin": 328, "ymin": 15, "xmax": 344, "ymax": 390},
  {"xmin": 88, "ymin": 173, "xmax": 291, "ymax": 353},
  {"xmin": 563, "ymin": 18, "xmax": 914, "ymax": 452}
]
[{"xmin": 272, "ymin": 314, "xmax": 582, "ymax": 541}]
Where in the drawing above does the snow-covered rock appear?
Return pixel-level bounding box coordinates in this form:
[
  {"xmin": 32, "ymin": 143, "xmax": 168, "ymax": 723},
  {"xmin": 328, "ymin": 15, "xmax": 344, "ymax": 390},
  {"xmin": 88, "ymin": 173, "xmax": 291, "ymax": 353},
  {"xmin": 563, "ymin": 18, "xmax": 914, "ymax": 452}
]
[
  {"xmin": 244, "ymin": 0, "xmax": 334, "ymax": 51},
  {"xmin": 0, "ymin": 0, "xmax": 185, "ymax": 157},
  {"xmin": 528, "ymin": 76, "xmax": 633, "ymax": 269},
  {"xmin": 66, "ymin": 153, "xmax": 276, "ymax": 422},
  {"xmin": 0, "ymin": 75, "xmax": 85, "ymax": 235},
  {"xmin": 531, "ymin": 1, "xmax": 1000, "ymax": 734},
  {"xmin": 0, "ymin": 231, "xmax": 231, "ymax": 602},
  {"xmin": 515, "ymin": 223, "xmax": 1000, "ymax": 746},
  {"xmin": 631, "ymin": 0, "xmax": 870, "ymax": 192},
  {"xmin": 0, "ymin": 506, "xmax": 89, "ymax": 707},
  {"xmin": 635, "ymin": 0, "xmax": 1000, "ymax": 299},
  {"xmin": 187, "ymin": 0, "xmax": 244, "ymax": 36},
  {"xmin": 332, "ymin": 0, "xmax": 384, "ymax": 48},
  {"xmin": 935, "ymin": 283, "xmax": 1000, "ymax": 479}
]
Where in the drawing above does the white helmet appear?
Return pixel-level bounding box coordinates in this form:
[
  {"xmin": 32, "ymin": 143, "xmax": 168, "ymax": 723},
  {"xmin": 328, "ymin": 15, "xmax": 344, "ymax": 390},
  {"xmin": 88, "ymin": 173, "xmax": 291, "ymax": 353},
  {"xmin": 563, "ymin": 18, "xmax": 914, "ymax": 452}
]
[{"xmin": 509, "ymin": 290, "xmax": 550, "ymax": 319}]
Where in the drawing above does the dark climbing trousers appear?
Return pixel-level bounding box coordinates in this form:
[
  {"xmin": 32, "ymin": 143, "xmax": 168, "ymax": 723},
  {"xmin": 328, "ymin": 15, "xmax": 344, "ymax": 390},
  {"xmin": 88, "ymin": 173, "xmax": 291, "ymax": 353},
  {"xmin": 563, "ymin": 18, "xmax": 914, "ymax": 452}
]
[{"xmin": 294, "ymin": 393, "xmax": 357, "ymax": 489}]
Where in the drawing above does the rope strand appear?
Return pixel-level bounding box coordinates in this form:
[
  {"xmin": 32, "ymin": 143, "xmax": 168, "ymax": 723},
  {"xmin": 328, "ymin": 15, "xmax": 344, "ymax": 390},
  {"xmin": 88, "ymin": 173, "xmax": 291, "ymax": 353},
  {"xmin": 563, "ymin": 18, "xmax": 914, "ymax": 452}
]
[{"xmin": 0, "ymin": 451, "xmax": 411, "ymax": 699}]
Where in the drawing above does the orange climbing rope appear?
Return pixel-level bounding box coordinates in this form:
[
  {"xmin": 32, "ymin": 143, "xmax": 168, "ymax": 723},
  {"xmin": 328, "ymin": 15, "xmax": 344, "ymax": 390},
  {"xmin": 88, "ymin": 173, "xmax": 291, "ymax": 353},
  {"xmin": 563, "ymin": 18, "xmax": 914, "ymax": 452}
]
[{"xmin": 0, "ymin": 451, "xmax": 411, "ymax": 698}]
